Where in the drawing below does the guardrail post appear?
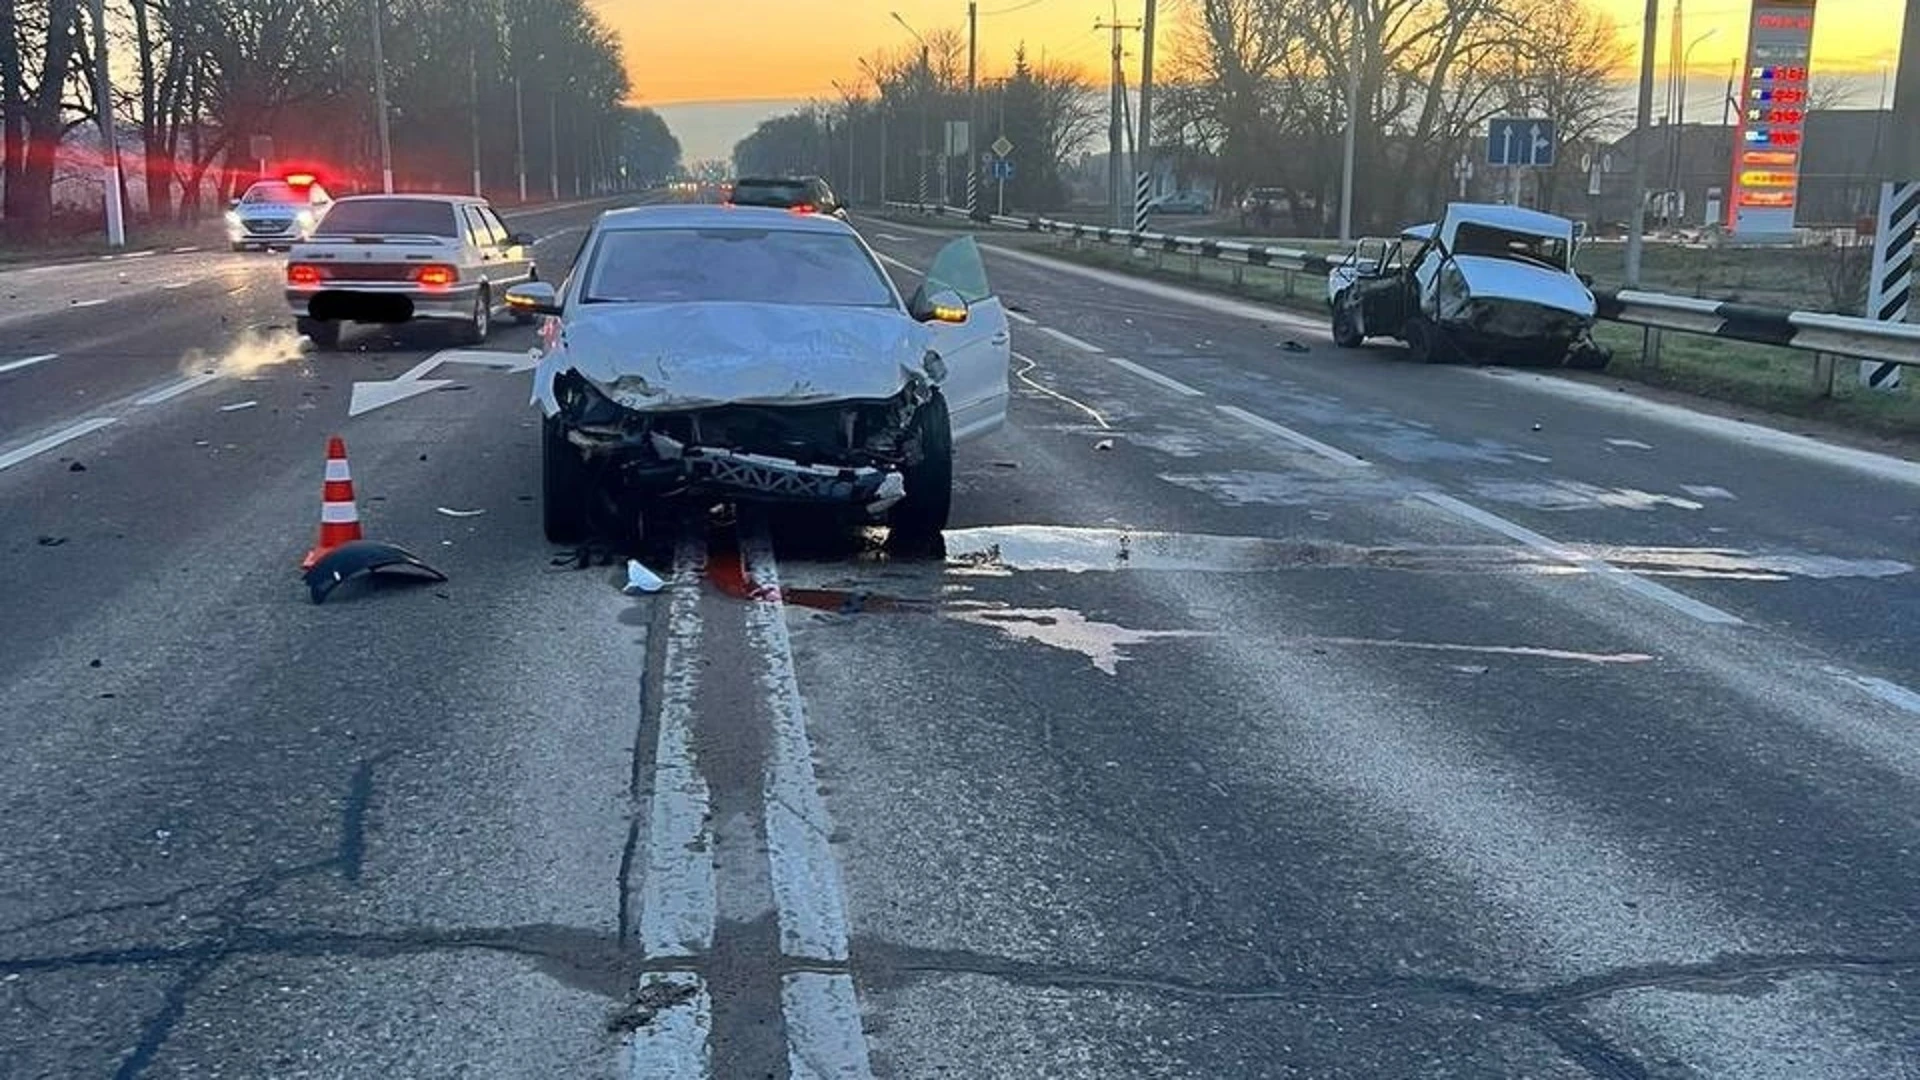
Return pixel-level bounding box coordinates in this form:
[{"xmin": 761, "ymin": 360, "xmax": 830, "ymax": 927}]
[
  {"xmin": 1232, "ymin": 264, "xmax": 1244, "ymax": 288},
  {"xmin": 1283, "ymin": 269, "xmax": 1296, "ymax": 299},
  {"xmin": 1153, "ymin": 248, "xmax": 1164, "ymax": 271},
  {"xmin": 1643, "ymin": 327, "xmax": 1663, "ymax": 369},
  {"xmin": 1812, "ymin": 352, "xmax": 1837, "ymax": 398},
  {"xmin": 1189, "ymin": 252, "xmax": 1200, "ymax": 278}
]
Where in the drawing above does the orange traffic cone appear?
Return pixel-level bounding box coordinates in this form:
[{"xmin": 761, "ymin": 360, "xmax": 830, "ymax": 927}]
[{"xmin": 302, "ymin": 435, "xmax": 364, "ymax": 570}]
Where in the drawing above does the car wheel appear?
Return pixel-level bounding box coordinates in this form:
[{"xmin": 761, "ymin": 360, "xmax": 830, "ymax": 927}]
[
  {"xmin": 542, "ymin": 415, "xmax": 593, "ymax": 545},
  {"xmin": 890, "ymin": 393, "xmax": 953, "ymax": 539},
  {"xmin": 1330, "ymin": 295, "xmax": 1364, "ymax": 348},
  {"xmin": 1404, "ymin": 317, "xmax": 1442, "ymax": 364},
  {"xmin": 1566, "ymin": 339, "xmax": 1612, "ymax": 370},
  {"xmin": 230, "ymin": 242, "xmax": 247, "ymax": 252},
  {"xmin": 456, "ymin": 286, "xmax": 491, "ymax": 345},
  {"xmin": 301, "ymin": 318, "xmax": 342, "ymax": 351}
]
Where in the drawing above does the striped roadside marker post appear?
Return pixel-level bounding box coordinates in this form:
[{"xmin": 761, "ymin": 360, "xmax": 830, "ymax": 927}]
[
  {"xmin": 1130, "ymin": 172, "xmax": 1153, "ymax": 256},
  {"xmin": 1863, "ymin": 180, "xmax": 1918, "ymax": 391},
  {"xmin": 966, "ymin": 168, "xmax": 979, "ymax": 215}
]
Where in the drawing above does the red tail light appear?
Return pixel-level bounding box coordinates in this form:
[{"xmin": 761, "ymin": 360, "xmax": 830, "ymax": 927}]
[
  {"xmin": 790, "ymin": 203, "xmax": 816, "ymax": 214},
  {"xmin": 414, "ymin": 264, "xmax": 456, "ymax": 288},
  {"xmin": 287, "ymin": 263, "xmax": 325, "ymax": 287}
]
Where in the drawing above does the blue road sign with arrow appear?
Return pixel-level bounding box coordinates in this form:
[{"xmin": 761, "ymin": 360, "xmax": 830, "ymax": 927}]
[
  {"xmin": 990, "ymin": 158, "xmax": 1015, "ymax": 180},
  {"xmin": 1487, "ymin": 117, "xmax": 1556, "ymax": 168}
]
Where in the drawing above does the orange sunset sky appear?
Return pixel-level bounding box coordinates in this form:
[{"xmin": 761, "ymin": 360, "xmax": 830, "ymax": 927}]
[{"xmin": 598, "ymin": 0, "xmax": 1900, "ymax": 106}]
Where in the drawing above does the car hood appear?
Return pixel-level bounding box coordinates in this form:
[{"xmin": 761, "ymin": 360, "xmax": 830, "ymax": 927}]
[
  {"xmin": 1450, "ymin": 255, "xmax": 1596, "ymax": 317},
  {"xmin": 536, "ymin": 301, "xmax": 935, "ymax": 412}
]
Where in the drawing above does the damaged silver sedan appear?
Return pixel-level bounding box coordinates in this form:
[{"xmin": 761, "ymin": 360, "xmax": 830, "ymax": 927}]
[{"xmin": 510, "ymin": 205, "xmax": 1011, "ymax": 543}]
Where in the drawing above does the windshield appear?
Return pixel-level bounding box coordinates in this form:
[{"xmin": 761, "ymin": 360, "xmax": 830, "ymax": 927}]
[
  {"xmin": 241, "ymin": 183, "xmax": 302, "ymax": 205},
  {"xmin": 581, "ymin": 226, "xmax": 894, "ymax": 306},
  {"xmin": 1452, "ymin": 221, "xmax": 1570, "ymax": 270},
  {"xmin": 312, "ymin": 199, "xmax": 459, "ymax": 237}
]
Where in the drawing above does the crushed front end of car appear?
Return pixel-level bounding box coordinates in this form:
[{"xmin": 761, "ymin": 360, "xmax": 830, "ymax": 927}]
[
  {"xmin": 1430, "ymin": 255, "xmax": 1608, "ymax": 367},
  {"xmin": 533, "ymin": 302, "xmax": 947, "ymax": 518},
  {"xmin": 547, "ymin": 366, "xmax": 935, "ymax": 513}
]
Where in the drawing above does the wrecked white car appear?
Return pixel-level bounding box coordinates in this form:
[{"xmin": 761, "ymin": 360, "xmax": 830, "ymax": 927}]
[
  {"xmin": 1327, "ymin": 203, "xmax": 1609, "ymax": 369},
  {"xmin": 513, "ymin": 205, "xmax": 1011, "ymax": 543}
]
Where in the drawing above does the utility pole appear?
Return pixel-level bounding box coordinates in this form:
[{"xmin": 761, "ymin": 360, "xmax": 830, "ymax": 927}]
[
  {"xmin": 1338, "ymin": 0, "xmax": 1360, "ymax": 243},
  {"xmin": 514, "ymin": 78, "xmax": 528, "ymax": 201},
  {"xmin": 967, "ymin": 1, "xmax": 979, "ymax": 214},
  {"xmin": 1625, "ymin": 0, "xmax": 1659, "ymax": 286},
  {"xmin": 469, "ymin": 42, "xmax": 483, "ymax": 197},
  {"xmin": 1095, "ymin": 16, "xmax": 1142, "ymax": 229},
  {"xmin": 549, "ymin": 94, "xmax": 560, "ymax": 200},
  {"xmin": 1895, "ymin": 0, "xmax": 1919, "ymax": 179},
  {"xmin": 369, "ymin": 0, "xmax": 394, "ymax": 193},
  {"xmin": 89, "ymin": 0, "xmax": 125, "ymax": 246},
  {"xmin": 1136, "ymin": 0, "xmax": 1158, "ymax": 235}
]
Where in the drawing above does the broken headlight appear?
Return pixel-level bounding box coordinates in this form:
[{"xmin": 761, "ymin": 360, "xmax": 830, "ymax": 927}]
[{"xmin": 553, "ymin": 369, "xmax": 625, "ymax": 426}]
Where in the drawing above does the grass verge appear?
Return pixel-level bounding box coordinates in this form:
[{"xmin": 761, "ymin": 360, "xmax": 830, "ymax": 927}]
[
  {"xmin": 884, "ymin": 216, "xmax": 1920, "ymax": 443},
  {"xmin": 0, "ymin": 221, "xmax": 226, "ymax": 268}
]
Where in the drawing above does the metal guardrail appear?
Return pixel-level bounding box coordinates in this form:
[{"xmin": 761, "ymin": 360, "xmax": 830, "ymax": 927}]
[{"xmin": 884, "ymin": 201, "xmax": 1920, "ymax": 389}]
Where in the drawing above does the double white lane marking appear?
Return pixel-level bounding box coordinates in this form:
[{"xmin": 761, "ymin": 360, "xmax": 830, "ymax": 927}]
[{"xmin": 627, "ymin": 528, "xmax": 873, "ymax": 1079}]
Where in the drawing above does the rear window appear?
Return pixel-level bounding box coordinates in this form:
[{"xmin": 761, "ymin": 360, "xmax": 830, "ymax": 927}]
[
  {"xmin": 581, "ymin": 226, "xmax": 895, "ymax": 307},
  {"xmin": 313, "ymin": 199, "xmax": 460, "ymax": 237},
  {"xmin": 241, "ymin": 183, "xmax": 301, "ymax": 204},
  {"xmin": 731, "ymin": 179, "xmax": 811, "ymax": 207}
]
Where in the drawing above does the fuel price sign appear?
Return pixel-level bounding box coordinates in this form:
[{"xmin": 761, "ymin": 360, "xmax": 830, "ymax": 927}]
[{"xmin": 1728, "ymin": 0, "xmax": 1819, "ymax": 239}]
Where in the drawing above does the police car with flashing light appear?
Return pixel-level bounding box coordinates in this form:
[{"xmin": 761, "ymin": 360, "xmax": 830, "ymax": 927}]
[{"xmin": 226, "ymin": 174, "xmax": 333, "ymax": 252}]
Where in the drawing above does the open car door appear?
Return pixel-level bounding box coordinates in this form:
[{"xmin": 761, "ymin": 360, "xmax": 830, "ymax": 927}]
[{"xmin": 917, "ymin": 235, "xmax": 1010, "ymax": 442}]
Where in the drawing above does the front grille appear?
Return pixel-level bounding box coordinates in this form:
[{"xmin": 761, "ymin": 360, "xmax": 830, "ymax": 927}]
[{"xmin": 245, "ymin": 219, "xmax": 293, "ymax": 235}]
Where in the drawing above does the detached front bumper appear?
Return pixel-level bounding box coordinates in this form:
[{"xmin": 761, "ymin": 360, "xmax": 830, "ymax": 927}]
[{"xmin": 287, "ymin": 283, "xmax": 480, "ymax": 324}]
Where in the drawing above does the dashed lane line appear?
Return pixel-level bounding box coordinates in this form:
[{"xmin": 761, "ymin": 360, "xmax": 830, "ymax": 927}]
[
  {"xmin": 0, "ymin": 353, "xmax": 58, "ymax": 375},
  {"xmin": 134, "ymin": 373, "xmax": 221, "ymax": 406},
  {"xmin": 1037, "ymin": 325, "xmax": 1104, "ymax": 353},
  {"xmin": 1106, "ymin": 355, "xmax": 1204, "ymax": 397},
  {"xmin": 0, "ymin": 418, "xmax": 117, "ymax": 472},
  {"xmin": 1218, "ymin": 404, "xmax": 1371, "ymax": 467},
  {"xmin": 1415, "ymin": 491, "xmax": 1746, "ymax": 627},
  {"xmin": 1006, "ymin": 310, "xmax": 1037, "ymax": 325}
]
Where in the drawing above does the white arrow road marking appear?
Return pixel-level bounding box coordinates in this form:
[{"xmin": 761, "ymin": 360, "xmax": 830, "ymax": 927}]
[
  {"xmin": 348, "ymin": 349, "xmax": 537, "ymax": 417},
  {"xmin": 348, "ymin": 378, "xmax": 454, "ymax": 417}
]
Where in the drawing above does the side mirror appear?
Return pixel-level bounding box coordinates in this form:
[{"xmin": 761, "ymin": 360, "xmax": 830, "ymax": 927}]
[
  {"xmin": 505, "ymin": 281, "xmax": 562, "ymax": 316},
  {"xmin": 909, "ymin": 286, "xmax": 969, "ymax": 324},
  {"xmin": 228, "ymin": 198, "xmax": 241, "ymax": 209}
]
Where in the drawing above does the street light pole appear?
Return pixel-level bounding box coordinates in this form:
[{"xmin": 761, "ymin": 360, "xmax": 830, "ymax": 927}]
[
  {"xmin": 89, "ymin": 0, "xmax": 124, "ymax": 246},
  {"xmin": 1338, "ymin": 0, "xmax": 1361, "ymax": 243},
  {"xmin": 891, "ymin": 13, "xmax": 932, "ymax": 206},
  {"xmin": 1669, "ymin": 28, "xmax": 1716, "ymax": 223},
  {"xmin": 549, "ymin": 94, "xmax": 560, "ymax": 200},
  {"xmin": 514, "ymin": 78, "xmax": 528, "ymax": 201},
  {"xmin": 1625, "ymin": 0, "xmax": 1659, "ymax": 287},
  {"xmin": 469, "ymin": 42, "xmax": 483, "ymax": 197},
  {"xmin": 369, "ymin": 0, "xmax": 395, "ymax": 193}
]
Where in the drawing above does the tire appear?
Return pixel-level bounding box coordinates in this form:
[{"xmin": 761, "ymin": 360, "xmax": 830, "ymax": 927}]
[
  {"xmin": 230, "ymin": 242, "xmax": 247, "ymax": 252},
  {"xmin": 1566, "ymin": 339, "xmax": 1612, "ymax": 371},
  {"xmin": 301, "ymin": 318, "xmax": 342, "ymax": 351},
  {"xmin": 1330, "ymin": 295, "xmax": 1364, "ymax": 348},
  {"xmin": 890, "ymin": 393, "xmax": 953, "ymax": 539},
  {"xmin": 542, "ymin": 415, "xmax": 593, "ymax": 545},
  {"xmin": 455, "ymin": 285, "xmax": 491, "ymax": 345},
  {"xmin": 1404, "ymin": 317, "xmax": 1444, "ymax": 364}
]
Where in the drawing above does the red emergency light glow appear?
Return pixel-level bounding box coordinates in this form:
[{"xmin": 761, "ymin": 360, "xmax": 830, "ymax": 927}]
[{"xmin": 284, "ymin": 173, "xmax": 317, "ymax": 186}]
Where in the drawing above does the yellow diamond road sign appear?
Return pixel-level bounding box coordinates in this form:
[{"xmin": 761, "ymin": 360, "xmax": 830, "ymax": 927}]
[{"xmin": 991, "ymin": 135, "xmax": 1013, "ymax": 158}]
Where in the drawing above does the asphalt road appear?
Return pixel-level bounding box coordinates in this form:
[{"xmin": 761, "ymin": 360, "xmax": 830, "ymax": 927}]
[{"xmin": 1, "ymin": 199, "xmax": 1917, "ymax": 1079}]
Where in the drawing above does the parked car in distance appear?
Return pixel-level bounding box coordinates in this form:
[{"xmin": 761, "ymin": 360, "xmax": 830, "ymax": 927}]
[
  {"xmin": 1147, "ymin": 191, "xmax": 1210, "ymax": 215},
  {"xmin": 227, "ymin": 174, "xmax": 333, "ymax": 251},
  {"xmin": 1326, "ymin": 202, "xmax": 1609, "ymax": 369},
  {"xmin": 283, "ymin": 194, "xmax": 538, "ymax": 351}
]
